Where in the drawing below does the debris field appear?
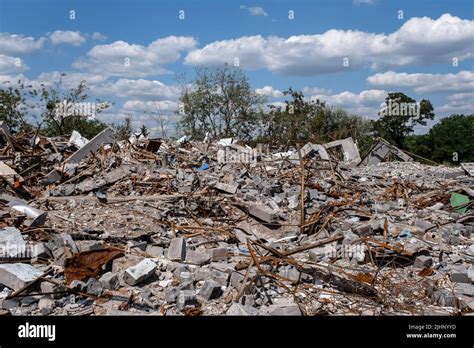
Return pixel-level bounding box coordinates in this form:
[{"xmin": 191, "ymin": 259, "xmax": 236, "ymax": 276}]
[{"xmin": 0, "ymin": 123, "xmax": 473, "ymax": 316}]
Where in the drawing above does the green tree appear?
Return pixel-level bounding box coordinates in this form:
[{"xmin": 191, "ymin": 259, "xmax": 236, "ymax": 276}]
[
  {"xmin": 0, "ymin": 80, "xmax": 38, "ymax": 132},
  {"xmin": 40, "ymin": 73, "xmax": 110, "ymax": 136},
  {"xmin": 257, "ymin": 88, "xmax": 325, "ymax": 145},
  {"xmin": 373, "ymin": 92, "xmax": 434, "ymax": 148},
  {"xmin": 404, "ymin": 114, "xmax": 474, "ymax": 164},
  {"xmin": 429, "ymin": 114, "xmax": 474, "ymax": 163},
  {"xmin": 256, "ymin": 88, "xmax": 373, "ymax": 150},
  {"xmin": 178, "ymin": 64, "xmax": 265, "ymax": 140}
]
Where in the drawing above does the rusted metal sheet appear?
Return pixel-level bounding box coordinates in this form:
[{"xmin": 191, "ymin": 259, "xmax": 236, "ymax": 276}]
[{"xmin": 64, "ymin": 247, "xmax": 124, "ymax": 284}]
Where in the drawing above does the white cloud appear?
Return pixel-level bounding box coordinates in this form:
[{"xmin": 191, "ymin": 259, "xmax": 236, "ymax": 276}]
[
  {"xmin": 0, "ymin": 55, "xmax": 29, "ymax": 74},
  {"xmin": 302, "ymin": 86, "xmax": 331, "ymax": 95},
  {"xmin": 92, "ymin": 78, "xmax": 181, "ymax": 100},
  {"xmin": 73, "ymin": 36, "xmax": 197, "ymax": 78},
  {"xmin": 436, "ymin": 92, "xmax": 474, "ymax": 115},
  {"xmin": 184, "ymin": 14, "xmax": 474, "ymax": 75},
  {"xmin": 49, "ymin": 30, "xmax": 86, "ymax": 46},
  {"xmin": 98, "ymin": 103, "xmax": 179, "ymax": 137},
  {"xmin": 0, "ymin": 73, "xmax": 30, "ymax": 86},
  {"xmin": 36, "ymin": 71, "xmax": 108, "ymax": 89},
  {"xmin": 255, "ymin": 85, "xmax": 283, "ymax": 98},
  {"xmin": 367, "ymin": 70, "xmax": 474, "ymax": 94},
  {"xmin": 123, "ymin": 99, "xmax": 179, "ymax": 112},
  {"xmin": 240, "ymin": 5, "xmax": 268, "ymax": 16},
  {"xmin": 186, "ymin": 35, "xmax": 267, "ymax": 70},
  {"xmin": 308, "ymin": 89, "xmax": 388, "ymax": 117},
  {"xmin": 0, "ymin": 33, "xmax": 45, "ymax": 55},
  {"xmin": 91, "ymin": 32, "xmax": 107, "ymax": 41},
  {"xmin": 353, "ymin": 0, "xmax": 376, "ymax": 5}
]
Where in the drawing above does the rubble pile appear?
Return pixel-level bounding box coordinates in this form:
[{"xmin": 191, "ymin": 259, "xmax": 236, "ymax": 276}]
[{"xmin": 0, "ymin": 124, "xmax": 473, "ymax": 316}]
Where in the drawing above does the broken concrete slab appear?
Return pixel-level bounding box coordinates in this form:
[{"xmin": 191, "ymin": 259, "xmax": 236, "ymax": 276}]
[
  {"xmin": 0, "ymin": 263, "xmax": 42, "ymax": 291},
  {"xmin": 461, "ymin": 163, "xmax": 474, "ymax": 177},
  {"xmin": 0, "ymin": 227, "xmax": 27, "ymax": 258},
  {"xmin": 289, "ymin": 143, "xmax": 329, "ymax": 164},
  {"xmin": 145, "ymin": 245, "xmax": 164, "ymax": 257},
  {"xmin": 63, "ymin": 127, "xmax": 115, "ymax": 165},
  {"xmin": 112, "ymin": 255, "xmax": 144, "ymax": 273},
  {"xmin": 43, "ymin": 128, "xmax": 115, "ymax": 184},
  {"xmin": 226, "ymin": 302, "xmax": 258, "ymax": 315},
  {"xmin": 103, "ymin": 166, "xmax": 131, "ymax": 185},
  {"xmin": 248, "ymin": 203, "xmax": 278, "ymax": 223},
  {"xmin": 267, "ymin": 303, "xmax": 302, "ymax": 316},
  {"xmin": 214, "ymin": 182, "xmax": 238, "ymax": 194},
  {"xmin": 360, "ymin": 138, "xmax": 412, "ymax": 166},
  {"xmin": 323, "ymin": 137, "xmax": 361, "ymax": 166},
  {"xmin": 450, "ymin": 265, "xmax": 470, "ymax": 283}
]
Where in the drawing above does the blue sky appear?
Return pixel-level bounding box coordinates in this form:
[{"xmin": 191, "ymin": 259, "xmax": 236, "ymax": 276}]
[{"xmin": 0, "ymin": 0, "xmax": 473, "ymax": 136}]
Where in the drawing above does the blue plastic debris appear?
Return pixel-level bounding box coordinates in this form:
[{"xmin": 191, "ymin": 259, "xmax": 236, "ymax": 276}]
[
  {"xmin": 196, "ymin": 163, "xmax": 209, "ymax": 171},
  {"xmin": 397, "ymin": 230, "xmax": 412, "ymax": 239}
]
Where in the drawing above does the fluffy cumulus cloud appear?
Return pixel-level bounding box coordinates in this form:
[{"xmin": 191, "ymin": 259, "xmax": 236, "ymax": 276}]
[
  {"xmin": 255, "ymin": 85, "xmax": 283, "ymax": 98},
  {"xmin": 367, "ymin": 70, "xmax": 474, "ymax": 94},
  {"xmin": 92, "ymin": 78, "xmax": 181, "ymax": 99},
  {"xmin": 308, "ymin": 89, "xmax": 388, "ymax": 117},
  {"xmin": 0, "ymin": 55, "xmax": 29, "ymax": 74},
  {"xmin": 186, "ymin": 35, "xmax": 267, "ymax": 69},
  {"xmin": 0, "ymin": 33, "xmax": 45, "ymax": 55},
  {"xmin": 240, "ymin": 5, "xmax": 268, "ymax": 16},
  {"xmin": 436, "ymin": 92, "xmax": 474, "ymax": 115},
  {"xmin": 49, "ymin": 30, "xmax": 86, "ymax": 46},
  {"xmin": 184, "ymin": 14, "xmax": 474, "ymax": 75},
  {"xmin": 73, "ymin": 36, "xmax": 197, "ymax": 78}
]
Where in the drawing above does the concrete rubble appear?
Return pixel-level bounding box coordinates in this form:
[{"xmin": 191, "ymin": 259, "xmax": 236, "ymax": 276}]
[{"xmin": 0, "ymin": 127, "xmax": 472, "ymax": 316}]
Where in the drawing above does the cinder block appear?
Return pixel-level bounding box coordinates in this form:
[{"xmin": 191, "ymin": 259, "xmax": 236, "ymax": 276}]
[
  {"xmin": 185, "ymin": 250, "xmax": 211, "ymax": 265},
  {"xmin": 123, "ymin": 259, "xmax": 157, "ymax": 286},
  {"xmin": 177, "ymin": 290, "xmax": 197, "ymax": 310},
  {"xmin": 99, "ymin": 272, "xmax": 120, "ymax": 290},
  {"xmin": 208, "ymin": 247, "xmax": 229, "ymax": 262},
  {"xmin": 167, "ymin": 238, "xmax": 186, "ymax": 261},
  {"xmin": 198, "ymin": 279, "xmax": 222, "ymax": 300}
]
